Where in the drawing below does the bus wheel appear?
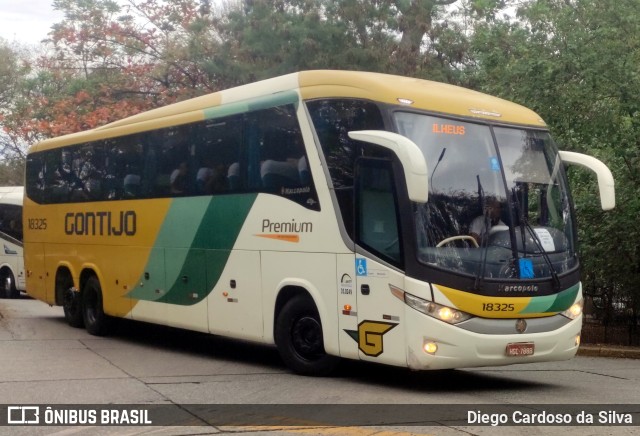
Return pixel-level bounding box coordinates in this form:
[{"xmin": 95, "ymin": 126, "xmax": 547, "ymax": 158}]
[
  {"xmin": 0, "ymin": 270, "xmax": 19, "ymax": 299},
  {"xmin": 82, "ymin": 276, "xmax": 110, "ymax": 336},
  {"xmin": 62, "ymin": 285, "xmax": 84, "ymax": 328},
  {"xmin": 275, "ymin": 295, "xmax": 339, "ymax": 376}
]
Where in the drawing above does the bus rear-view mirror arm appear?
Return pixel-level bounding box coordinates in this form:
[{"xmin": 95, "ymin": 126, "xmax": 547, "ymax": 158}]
[
  {"xmin": 559, "ymin": 150, "xmax": 615, "ymax": 210},
  {"xmin": 348, "ymin": 130, "xmax": 429, "ymax": 203}
]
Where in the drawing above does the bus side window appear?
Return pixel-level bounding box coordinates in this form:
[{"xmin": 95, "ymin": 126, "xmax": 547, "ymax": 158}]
[
  {"xmin": 0, "ymin": 201, "xmax": 23, "ymax": 242},
  {"xmin": 197, "ymin": 115, "xmax": 243, "ymax": 194},
  {"xmin": 355, "ymin": 159, "xmax": 402, "ymax": 265},
  {"xmin": 26, "ymin": 154, "xmax": 46, "ymax": 204},
  {"xmin": 248, "ymin": 105, "xmax": 320, "ymax": 210},
  {"xmin": 306, "ymin": 99, "xmax": 386, "ymax": 238}
]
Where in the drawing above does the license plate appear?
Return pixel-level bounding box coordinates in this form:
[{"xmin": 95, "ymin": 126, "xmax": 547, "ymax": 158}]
[{"xmin": 506, "ymin": 342, "xmax": 535, "ymax": 357}]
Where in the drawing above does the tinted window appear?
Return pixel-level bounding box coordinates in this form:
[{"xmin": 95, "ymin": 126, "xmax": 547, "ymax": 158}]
[
  {"xmin": 307, "ymin": 99, "xmax": 385, "ymax": 189},
  {"xmin": 195, "ymin": 117, "xmax": 243, "ymax": 194},
  {"xmin": 249, "ymin": 105, "xmax": 319, "ymax": 209},
  {"xmin": 0, "ymin": 204, "xmax": 22, "ymax": 242},
  {"xmin": 356, "ymin": 160, "xmax": 402, "ymax": 265},
  {"xmin": 25, "ymin": 104, "xmax": 319, "ymax": 210},
  {"xmin": 307, "ymin": 99, "xmax": 385, "ymax": 238}
]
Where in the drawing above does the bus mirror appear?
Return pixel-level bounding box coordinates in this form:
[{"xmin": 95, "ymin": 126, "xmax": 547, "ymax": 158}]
[
  {"xmin": 348, "ymin": 130, "xmax": 429, "ymax": 203},
  {"xmin": 559, "ymin": 150, "xmax": 615, "ymax": 210}
]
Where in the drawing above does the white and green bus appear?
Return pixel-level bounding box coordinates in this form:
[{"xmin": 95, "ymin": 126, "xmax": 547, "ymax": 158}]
[
  {"xmin": 0, "ymin": 186, "xmax": 25, "ymax": 299},
  {"xmin": 24, "ymin": 70, "xmax": 614, "ymax": 374}
]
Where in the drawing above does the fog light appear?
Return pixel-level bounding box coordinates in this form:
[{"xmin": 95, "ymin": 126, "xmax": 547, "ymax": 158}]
[
  {"xmin": 575, "ymin": 335, "xmax": 581, "ymax": 347},
  {"xmin": 424, "ymin": 341, "xmax": 438, "ymax": 355}
]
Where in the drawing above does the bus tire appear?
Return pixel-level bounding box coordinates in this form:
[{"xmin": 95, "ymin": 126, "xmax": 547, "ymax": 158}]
[
  {"xmin": 275, "ymin": 295, "xmax": 339, "ymax": 376},
  {"xmin": 82, "ymin": 276, "xmax": 110, "ymax": 336},
  {"xmin": 0, "ymin": 269, "xmax": 19, "ymax": 299},
  {"xmin": 61, "ymin": 280, "xmax": 84, "ymax": 328}
]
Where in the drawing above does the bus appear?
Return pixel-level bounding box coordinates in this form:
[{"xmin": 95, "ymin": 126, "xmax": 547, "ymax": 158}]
[
  {"xmin": 23, "ymin": 70, "xmax": 614, "ymax": 375},
  {"xmin": 0, "ymin": 186, "xmax": 25, "ymax": 299}
]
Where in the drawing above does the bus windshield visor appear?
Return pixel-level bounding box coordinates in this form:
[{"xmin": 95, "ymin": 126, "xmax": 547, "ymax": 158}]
[{"xmin": 394, "ymin": 112, "xmax": 577, "ymax": 281}]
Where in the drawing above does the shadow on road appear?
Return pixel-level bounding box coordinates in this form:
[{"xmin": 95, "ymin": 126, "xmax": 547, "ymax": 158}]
[{"xmin": 38, "ymin": 314, "xmax": 550, "ymax": 393}]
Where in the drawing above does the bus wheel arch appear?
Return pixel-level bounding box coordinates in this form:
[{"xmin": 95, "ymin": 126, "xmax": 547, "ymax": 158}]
[
  {"xmin": 56, "ymin": 267, "xmax": 83, "ymax": 328},
  {"xmin": 80, "ymin": 272, "xmax": 110, "ymax": 336},
  {"xmin": 274, "ymin": 287, "xmax": 340, "ymax": 376},
  {"xmin": 0, "ymin": 266, "xmax": 19, "ymax": 299}
]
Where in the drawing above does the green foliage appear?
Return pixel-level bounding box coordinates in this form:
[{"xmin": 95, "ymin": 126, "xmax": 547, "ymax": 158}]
[
  {"xmin": 471, "ymin": 0, "xmax": 640, "ymax": 314},
  {"xmin": 0, "ymin": 39, "xmax": 34, "ymax": 160},
  {"xmin": 216, "ymin": 0, "xmax": 469, "ymax": 82},
  {"xmin": 0, "ymin": 158, "xmax": 24, "ymax": 186}
]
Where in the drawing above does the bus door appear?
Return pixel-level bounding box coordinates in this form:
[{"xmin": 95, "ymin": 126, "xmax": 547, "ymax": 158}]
[{"xmin": 352, "ymin": 158, "xmax": 407, "ymax": 367}]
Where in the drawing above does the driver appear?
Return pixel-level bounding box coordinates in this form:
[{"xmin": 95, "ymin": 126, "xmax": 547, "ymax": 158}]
[{"xmin": 469, "ymin": 198, "xmax": 505, "ymax": 244}]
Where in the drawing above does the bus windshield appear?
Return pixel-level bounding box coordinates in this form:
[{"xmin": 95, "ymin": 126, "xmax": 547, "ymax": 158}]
[{"xmin": 394, "ymin": 112, "xmax": 577, "ymax": 282}]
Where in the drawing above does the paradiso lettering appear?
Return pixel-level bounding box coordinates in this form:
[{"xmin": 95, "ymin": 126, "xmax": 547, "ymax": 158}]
[{"xmin": 64, "ymin": 211, "xmax": 137, "ymax": 236}]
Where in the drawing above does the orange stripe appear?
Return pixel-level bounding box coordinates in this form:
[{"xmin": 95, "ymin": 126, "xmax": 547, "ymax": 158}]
[{"xmin": 255, "ymin": 234, "xmax": 300, "ymax": 243}]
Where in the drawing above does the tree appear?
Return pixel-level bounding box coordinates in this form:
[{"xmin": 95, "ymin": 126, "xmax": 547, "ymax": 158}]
[
  {"xmin": 471, "ymin": 0, "xmax": 640, "ymax": 320},
  {"xmin": 215, "ymin": 0, "xmax": 489, "ymax": 83},
  {"xmin": 0, "ymin": 39, "xmax": 33, "ymax": 161},
  {"xmin": 0, "ymin": 158, "xmax": 24, "ymax": 186}
]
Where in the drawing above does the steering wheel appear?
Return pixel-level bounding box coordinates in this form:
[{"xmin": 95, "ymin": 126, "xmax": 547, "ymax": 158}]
[{"xmin": 436, "ymin": 235, "xmax": 479, "ymax": 248}]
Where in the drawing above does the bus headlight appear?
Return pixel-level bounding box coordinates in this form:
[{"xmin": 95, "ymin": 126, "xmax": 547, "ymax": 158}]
[
  {"xmin": 403, "ymin": 292, "xmax": 472, "ymax": 325},
  {"xmin": 561, "ymin": 299, "xmax": 583, "ymax": 320}
]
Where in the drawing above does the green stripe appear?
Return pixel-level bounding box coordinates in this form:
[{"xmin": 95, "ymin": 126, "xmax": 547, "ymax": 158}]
[
  {"xmin": 547, "ymin": 283, "xmax": 581, "ymax": 312},
  {"xmin": 520, "ymin": 283, "xmax": 580, "ymax": 314},
  {"xmin": 128, "ymin": 194, "xmax": 257, "ymax": 304},
  {"xmin": 203, "ymin": 91, "xmax": 299, "ymax": 120}
]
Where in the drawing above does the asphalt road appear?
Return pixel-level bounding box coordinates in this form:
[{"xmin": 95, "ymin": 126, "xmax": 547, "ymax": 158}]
[{"xmin": 0, "ymin": 295, "xmax": 638, "ymax": 435}]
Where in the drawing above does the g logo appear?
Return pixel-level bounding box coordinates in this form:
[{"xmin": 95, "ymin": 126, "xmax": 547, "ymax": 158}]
[{"xmin": 345, "ymin": 321, "xmax": 397, "ymax": 357}]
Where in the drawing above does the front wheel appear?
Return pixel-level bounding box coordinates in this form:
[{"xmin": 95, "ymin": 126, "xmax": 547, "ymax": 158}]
[
  {"xmin": 275, "ymin": 295, "xmax": 339, "ymax": 376},
  {"xmin": 82, "ymin": 276, "xmax": 110, "ymax": 336}
]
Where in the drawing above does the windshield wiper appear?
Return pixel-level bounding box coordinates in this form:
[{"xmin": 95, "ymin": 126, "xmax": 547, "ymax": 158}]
[
  {"xmin": 521, "ymin": 217, "xmax": 561, "ymax": 290},
  {"xmin": 511, "ymin": 188, "xmax": 561, "ymax": 290},
  {"xmin": 473, "ymin": 204, "xmax": 491, "ymax": 291},
  {"xmin": 473, "ymin": 176, "xmax": 488, "ymax": 290},
  {"xmin": 473, "ymin": 176, "xmax": 516, "ymax": 290},
  {"xmin": 511, "ymin": 187, "xmax": 560, "ymax": 290}
]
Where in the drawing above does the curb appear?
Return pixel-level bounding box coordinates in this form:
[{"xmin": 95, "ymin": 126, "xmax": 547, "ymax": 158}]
[{"xmin": 577, "ymin": 345, "xmax": 640, "ymax": 359}]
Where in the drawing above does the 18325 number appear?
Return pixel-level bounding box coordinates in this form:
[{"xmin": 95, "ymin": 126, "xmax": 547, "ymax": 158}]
[
  {"xmin": 482, "ymin": 303, "xmax": 515, "ymax": 312},
  {"xmin": 27, "ymin": 218, "xmax": 47, "ymax": 230}
]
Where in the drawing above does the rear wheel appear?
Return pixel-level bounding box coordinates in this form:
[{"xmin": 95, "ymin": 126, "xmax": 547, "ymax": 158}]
[
  {"xmin": 275, "ymin": 295, "xmax": 339, "ymax": 376},
  {"xmin": 0, "ymin": 270, "xmax": 19, "ymax": 299},
  {"xmin": 82, "ymin": 276, "xmax": 110, "ymax": 336},
  {"xmin": 60, "ymin": 274, "xmax": 83, "ymax": 328}
]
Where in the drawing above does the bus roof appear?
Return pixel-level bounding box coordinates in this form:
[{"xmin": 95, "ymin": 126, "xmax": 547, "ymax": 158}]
[
  {"xmin": 0, "ymin": 186, "xmax": 23, "ymax": 206},
  {"xmin": 29, "ymin": 70, "xmax": 547, "ymax": 152}
]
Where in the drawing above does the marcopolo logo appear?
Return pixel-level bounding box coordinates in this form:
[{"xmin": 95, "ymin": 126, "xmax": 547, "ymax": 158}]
[{"xmin": 498, "ymin": 284, "xmax": 539, "ymax": 293}]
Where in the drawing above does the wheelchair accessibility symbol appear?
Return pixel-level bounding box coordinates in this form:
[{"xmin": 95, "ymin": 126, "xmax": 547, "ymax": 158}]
[{"xmin": 356, "ymin": 259, "xmax": 367, "ymax": 276}]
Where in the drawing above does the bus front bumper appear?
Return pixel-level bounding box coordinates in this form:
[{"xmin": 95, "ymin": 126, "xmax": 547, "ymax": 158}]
[{"xmin": 404, "ymin": 308, "xmax": 582, "ymax": 370}]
